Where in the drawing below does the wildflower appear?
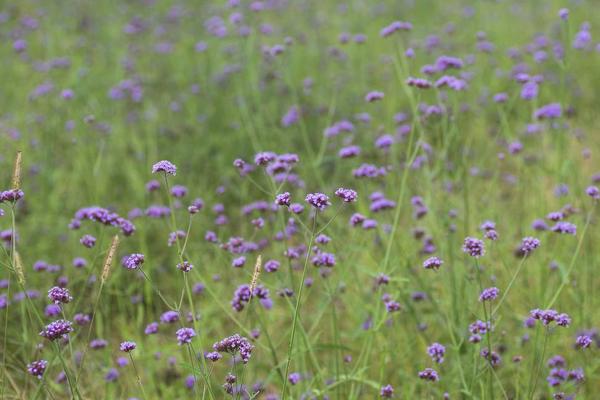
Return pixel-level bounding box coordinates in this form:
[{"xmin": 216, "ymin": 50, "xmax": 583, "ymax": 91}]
[
  {"xmin": 305, "ymin": 193, "xmax": 331, "ymax": 210},
  {"xmin": 177, "ymin": 261, "xmax": 194, "ymax": 272},
  {"xmin": 160, "ymin": 311, "xmax": 180, "ymax": 324},
  {"xmin": 427, "ymin": 343, "xmax": 446, "ymax": 364},
  {"xmin": 335, "ymin": 188, "xmax": 358, "ymax": 202},
  {"xmin": 520, "ymin": 237, "xmax": 540, "ymax": 255},
  {"xmin": 418, "ymin": 368, "xmax": 439, "ymax": 382},
  {"xmin": 551, "ymin": 222, "xmax": 577, "ymax": 235},
  {"xmin": 120, "ymin": 341, "xmax": 137, "ymax": 352},
  {"xmin": 152, "ymin": 160, "xmax": 177, "ymax": 175},
  {"xmin": 170, "ymin": 185, "xmax": 188, "ymax": 198},
  {"xmin": 47, "ymin": 286, "xmax": 72, "ymax": 304},
  {"xmin": 213, "ymin": 334, "xmax": 254, "ymax": 363},
  {"xmin": 365, "ymin": 91, "xmax": 384, "ymax": 102},
  {"xmin": 288, "ymin": 372, "xmax": 301, "ymax": 385},
  {"xmin": 275, "ymin": 192, "xmax": 291, "ymax": 207},
  {"xmin": 40, "ymin": 320, "xmax": 73, "ymax": 341},
  {"xmin": 423, "ymin": 256, "xmax": 443, "ymax": 270},
  {"xmin": 586, "ymin": 186, "xmax": 600, "ymax": 200},
  {"xmin": 80, "ymin": 234, "xmax": 96, "ymax": 248},
  {"xmin": 27, "ymin": 360, "xmax": 48, "ymax": 379},
  {"xmin": 575, "ymin": 335, "xmax": 592, "ymax": 349},
  {"xmin": 380, "ymin": 384, "xmax": 394, "ymax": 398},
  {"xmin": 176, "ymin": 327, "xmax": 196, "ymax": 345},
  {"xmin": 145, "ymin": 322, "xmax": 159, "ymax": 335},
  {"xmin": 123, "ymin": 253, "xmax": 144, "ymax": 270},
  {"xmin": 479, "ymin": 287, "xmax": 499, "ymax": 302},
  {"xmin": 462, "ymin": 237, "xmax": 485, "ymax": 257},
  {"xmin": 534, "ymin": 103, "xmax": 562, "ymax": 120}
]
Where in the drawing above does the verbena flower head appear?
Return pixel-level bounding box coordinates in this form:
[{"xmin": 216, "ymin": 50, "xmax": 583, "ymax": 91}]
[
  {"xmin": 40, "ymin": 320, "xmax": 73, "ymax": 341},
  {"xmin": 479, "ymin": 287, "xmax": 499, "ymax": 302},
  {"xmin": 213, "ymin": 334, "xmax": 254, "ymax": 363},
  {"xmin": 27, "ymin": 360, "xmax": 48, "ymax": 379},
  {"xmin": 462, "ymin": 237, "xmax": 485, "ymax": 257},
  {"xmin": 418, "ymin": 368, "xmax": 439, "ymax": 382},
  {"xmin": 335, "ymin": 188, "xmax": 358, "ymax": 202},
  {"xmin": 423, "ymin": 256, "xmax": 443, "ymax": 270},
  {"xmin": 0, "ymin": 189, "xmax": 24, "ymax": 203},
  {"xmin": 427, "ymin": 343, "xmax": 446, "ymax": 364},
  {"xmin": 551, "ymin": 222, "xmax": 577, "ymax": 235},
  {"xmin": 305, "ymin": 193, "xmax": 331, "ymax": 210},
  {"xmin": 530, "ymin": 309, "xmax": 571, "ymax": 327},
  {"xmin": 380, "ymin": 384, "xmax": 394, "ymax": 398},
  {"xmin": 177, "ymin": 261, "xmax": 194, "ymax": 272},
  {"xmin": 275, "ymin": 192, "xmax": 291, "ymax": 207},
  {"xmin": 152, "ymin": 160, "xmax": 177, "ymax": 175},
  {"xmin": 176, "ymin": 327, "xmax": 196, "ymax": 345},
  {"xmin": 575, "ymin": 335, "xmax": 592, "ymax": 349},
  {"xmin": 48, "ymin": 286, "xmax": 73, "ymax": 304},
  {"xmin": 120, "ymin": 341, "xmax": 137, "ymax": 352},
  {"xmin": 520, "ymin": 237, "xmax": 541, "ymax": 255},
  {"xmin": 123, "ymin": 253, "xmax": 144, "ymax": 270},
  {"xmin": 586, "ymin": 186, "xmax": 600, "ymax": 200}
]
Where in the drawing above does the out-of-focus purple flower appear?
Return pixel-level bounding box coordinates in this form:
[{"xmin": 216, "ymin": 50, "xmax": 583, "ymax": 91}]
[
  {"xmin": 535, "ymin": 103, "xmax": 562, "ymax": 120},
  {"xmin": 551, "ymin": 222, "xmax": 577, "ymax": 235},
  {"xmin": 213, "ymin": 334, "xmax": 254, "ymax": 364},
  {"xmin": 365, "ymin": 91, "xmax": 384, "ymax": 102},
  {"xmin": 479, "ymin": 287, "xmax": 499, "ymax": 302},
  {"xmin": 48, "ymin": 286, "xmax": 72, "ymax": 304},
  {"xmin": 423, "ymin": 256, "xmax": 443, "ymax": 270},
  {"xmin": 427, "ymin": 343, "xmax": 446, "ymax": 364},
  {"xmin": 418, "ymin": 368, "xmax": 439, "ymax": 382},
  {"xmin": 335, "ymin": 188, "xmax": 357, "ymax": 202},
  {"xmin": 123, "ymin": 254, "xmax": 144, "ymax": 270},
  {"xmin": 306, "ymin": 193, "xmax": 331, "ymax": 210}
]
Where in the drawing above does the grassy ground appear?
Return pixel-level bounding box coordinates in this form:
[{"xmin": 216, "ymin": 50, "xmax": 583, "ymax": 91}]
[{"xmin": 1, "ymin": 0, "xmax": 600, "ymax": 398}]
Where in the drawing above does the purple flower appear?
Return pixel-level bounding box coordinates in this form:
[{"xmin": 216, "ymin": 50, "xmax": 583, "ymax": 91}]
[
  {"xmin": 418, "ymin": 368, "xmax": 439, "ymax": 382},
  {"xmin": 462, "ymin": 237, "xmax": 485, "ymax": 258},
  {"xmin": 231, "ymin": 256, "xmax": 246, "ymax": 268},
  {"xmin": 288, "ymin": 372, "xmax": 301, "ymax": 385},
  {"xmin": 335, "ymin": 188, "xmax": 358, "ymax": 202},
  {"xmin": 551, "ymin": 222, "xmax": 577, "ymax": 235},
  {"xmin": 254, "ymin": 152, "xmax": 277, "ymax": 166},
  {"xmin": 586, "ymin": 186, "xmax": 600, "ymax": 200},
  {"xmin": 312, "ymin": 252, "xmax": 336, "ymax": 267},
  {"xmin": 145, "ymin": 322, "xmax": 159, "ymax": 335},
  {"xmin": 152, "ymin": 160, "xmax": 177, "ymax": 175},
  {"xmin": 40, "ymin": 320, "xmax": 73, "ymax": 341},
  {"xmin": 575, "ymin": 335, "xmax": 592, "ymax": 349},
  {"xmin": 47, "ymin": 287, "xmax": 72, "ymax": 304},
  {"xmin": 160, "ymin": 311, "xmax": 180, "ymax": 324},
  {"xmin": 275, "ymin": 192, "xmax": 291, "ymax": 207},
  {"xmin": 177, "ymin": 261, "xmax": 194, "ymax": 272},
  {"xmin": 105, "ymin": 368, "xmax": 119, "ymax": 382},
  {"xmin": 407, "ymin": 77, "xmax": 432, "ymax": 89},
  {"xmin": 305, "ymin": 193, "xmax": 331, "ymax": 210},
  {"xmin": 365, "ymin": 91, "xmax": 384, "ymax": 102},
  {"xmin": 27, "ymin": 360, "xmax": 48, "ymax": 379},
  {"xmin": 80, "ymin": 234, "xmax": 96, "ymax": 248},
  {"xmin": 123, "ymin": 254, "xmax": 144, "ymax": 270},
  {"xmin": 171, "ymin": 185, "xmax": 188, "ymax": 198},
  {"xmin": 176, "ymin": 327, "xmax": 196, "ymax": 345},
  {"xmin": 264, "ymin": 259, "xmax": 280, "ymax": 272},
  {"xmin": 423, "ymin": 256, "xmax": 443, "ymax": 270},
  {"xmin": 380, "ymin": 384, "xmax": 394, "ymax": 398},
  {"xmin": 213, "ymin": 334, "xmax": 254, "ymax": 363},
  {"xmin": 519, "ymin": 237, "xmax": 540, "ymax": 255},
  {"xmin": 0, "ymin": 189, "xmax": 24, "ymax": 203},
  {"xmin": 205, "ymin": 351, "xmax": 222, "ymax": 362},
  {"xmin": 559, "ymin": 8, "xmax": 569, "ymax": 20},
  {"xmin": 120, "ymin": 341, "xmax": 137, "ymax": 352},
  {"xmin": 427, "ymin": 343, "xmax": 446, "ymax": 364},
  {"xmin": 479, "ymin": 287, "xmax": 499, "ymax": 302},
  {"xmin": 535, "ymin": 103, "xmax": 562, "ymax": 120}
]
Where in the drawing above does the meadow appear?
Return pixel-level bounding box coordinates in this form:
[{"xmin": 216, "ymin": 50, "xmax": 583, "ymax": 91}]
[{"xmin": 1, "ymin": 0, "xmax": 600, "ymax": 398}]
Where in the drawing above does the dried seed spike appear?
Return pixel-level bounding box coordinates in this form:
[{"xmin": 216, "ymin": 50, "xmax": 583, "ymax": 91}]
[
  {"xmin": 101, "ymin": 235, "xmax": 120, "ymax": 284},
  {"xmin": 12, "ymin": 151, "xmax": 22, "ymax": 190},
  {"xmin": 250, "ymin": 255, "xmax": 262, "ymax": 294},
  {"xmin": 14, "ymin": 251, "xmax": 25, "ymax": 285}
]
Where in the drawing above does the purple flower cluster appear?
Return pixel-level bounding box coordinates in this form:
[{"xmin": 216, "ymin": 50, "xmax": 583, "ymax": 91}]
[
  {"xmin": 334, "ymin": 188, "xmax": 358, "ymax": 202},
  {"xmin": 462, "ymin": 237, "xmax": 485, "ymax": 258},
  {"xmin": 47, "ymin": 286, "xmax": 73, "ymax": 304},
  {"xmin": 176, "ymin": 327, "xmax": 196, "ymax": 345},
  {"xmin": 71, "ymin": 206, "xmax": 135, "ymax": 236},
  {"xmin": 427, "ymin": 343, "xmax": 446, "ymax": 364},
  {"xmin": 479, "ymin": 287, "xmax": 499, "ymax": 302},
  {"xmin": 530, "ymin": 309, "xmax": 571, "ymax": 327},
  {"xmin": 40, "ymin": 319, "xmax": 73, "ymax": 341},
  {"xmin": 152, "ymin": 160, "xmax": 177, "ymax": 175},
  {"xmin": 0, "ymin": 189, "xmax": 24, "ymax": 203},
  {"xmin": 120, "ymin": 341, "xmax": 137, "ymax": 352},
  {"xmin": 423, "ymin": 256, "xmax": 443, "ymax": 270},
  {"xmin": 213, "ymin": 334, "xmax": 254, "ymax": 364},
  {"xmin": 26, "ymin": 360, "xmax": 48, "ymax": 379},
  {"xmin": 123, "ymin": 253, "xmax": 144, "ymax": 269},
  {"xmin": 305, "ymin": 193, "xmax": 331, "ymax": 210}
]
